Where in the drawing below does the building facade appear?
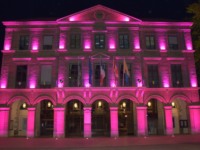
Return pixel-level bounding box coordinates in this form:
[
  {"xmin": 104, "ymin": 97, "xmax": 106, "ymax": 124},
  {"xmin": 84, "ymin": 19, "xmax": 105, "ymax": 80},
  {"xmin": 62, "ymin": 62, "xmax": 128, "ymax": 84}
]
[{"xmin": 0, "ymin": 5, "xmax": 200, "ymax": 138}]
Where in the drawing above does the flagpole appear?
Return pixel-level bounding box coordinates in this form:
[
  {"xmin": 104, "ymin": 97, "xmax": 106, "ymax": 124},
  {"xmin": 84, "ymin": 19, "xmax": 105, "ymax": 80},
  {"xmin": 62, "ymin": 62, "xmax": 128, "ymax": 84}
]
[
  {"xmin": 113, "ymin": 56, "xmax": 115, "ymax": 86},
  {"xmin": 100, "ymin": 55, "xmax": 101, "ymax": 87},
  {"xmin": 123, "ymin": 56, "xmax": 125, "ymax": 87}
]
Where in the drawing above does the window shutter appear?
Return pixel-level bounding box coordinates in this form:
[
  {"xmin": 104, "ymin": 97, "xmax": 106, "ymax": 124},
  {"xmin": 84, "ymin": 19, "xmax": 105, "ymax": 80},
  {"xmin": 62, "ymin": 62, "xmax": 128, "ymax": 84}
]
[{"xmin": 41, "ymin": 65, "xmax": 52, "ymax": 84}]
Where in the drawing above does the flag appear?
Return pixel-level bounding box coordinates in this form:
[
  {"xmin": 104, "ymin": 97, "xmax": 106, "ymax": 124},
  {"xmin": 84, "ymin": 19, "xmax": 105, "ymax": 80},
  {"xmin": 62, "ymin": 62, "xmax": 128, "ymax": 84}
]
[
  {"xmin": 78, "ymin": 58, "xmax": 81, "ymax": 87},
  {"xmin": 43, "ymin": 81, "xmax": 46, "ymax": 85},
  {"xmin": 100, "ymin": 60, "xmax": 105, "ymax": 86},
  {"xmin": 123, "ymin": 59, "xmax": 130, "ymax": 85},
  {"xmin": 113, "ymin": 58, "xmax": 119, "ymax": 82},
  {"xmin": 89, "ymin": 57, "xmax": 92, "ymax": 85}
]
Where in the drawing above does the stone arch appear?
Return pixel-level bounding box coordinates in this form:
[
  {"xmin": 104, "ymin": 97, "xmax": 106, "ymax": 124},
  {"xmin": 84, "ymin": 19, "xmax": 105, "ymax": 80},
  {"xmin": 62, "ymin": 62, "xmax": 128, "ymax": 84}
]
[
  {"xmin": 144, "ymin": 94, "xmax": 166, "ymax": 105},
  {"xmin": 62, "ymin": 95, "xmax": 86, "ymax": 105},
  {"xmin": 7, "ymin": 95, "xmax": 31, "ymax": 105},
  {"xmin": 169, "ymin": 94, "xmax": 191, "ymax": 103},
  {"xmin": 115, "ymin": 94, "xmax": 139, "ymax": 104},
  {"xmin": 33, "ymin": 95, "xmax": 56, "ymax": 106},
  {"xmin": 89, "ymin": 95, "xmax": 112, "ymax": 105}
]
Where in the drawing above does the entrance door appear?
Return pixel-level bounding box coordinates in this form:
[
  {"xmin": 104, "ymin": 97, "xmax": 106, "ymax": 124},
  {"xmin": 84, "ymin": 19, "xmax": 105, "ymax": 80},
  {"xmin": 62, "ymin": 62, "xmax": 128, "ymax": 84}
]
[{"xmin": 18, "ymin": 115, "xmax": 27, "ymax": 136}]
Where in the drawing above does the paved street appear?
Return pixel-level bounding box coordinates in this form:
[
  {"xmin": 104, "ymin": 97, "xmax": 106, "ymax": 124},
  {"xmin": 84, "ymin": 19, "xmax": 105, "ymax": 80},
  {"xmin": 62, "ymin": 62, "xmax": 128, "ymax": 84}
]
[{"xmin": 0, "ymin": 134, "xmax": 200, "ymax": 150}]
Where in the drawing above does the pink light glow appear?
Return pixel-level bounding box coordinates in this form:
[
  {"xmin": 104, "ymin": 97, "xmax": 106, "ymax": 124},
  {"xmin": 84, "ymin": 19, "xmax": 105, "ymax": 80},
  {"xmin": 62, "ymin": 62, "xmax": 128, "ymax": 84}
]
[
  {"xmin": 12, "ymin": 58, "xmax": 31, "ymax": 61},
  {"xmin": 85, "ymin": 83, "xmax": 90, "ymax": 87},
  {"xmin": 57, "ymin": 49, "xmax": 67, "ymax": 52},
  {"xmin": 83, "ymin": 107, "xmax": 92, "ymax": 137},
  {"xmin": 115, "ymin": 56, "xmax": 135, "ymax": 59},
  {"xmin": 192, "ymin": 83, "xmax": 197, "ymax": 87},
  {"xmin": 58, "ymin": 82, "xmax": 64, "ymax": 88},
  {"xmin": 30, "ymin": 84, "xmax": 35, "ymax": 89},
  {"xmin": 108, "ymin": 49, "xmax": 116, "ymax": 51},
  {"xmin": 32, "ymin": 46, "xmax": 38, "ymax": 50},
  {"xmin": 92, "ymin": 30, "xmax": 107, "ymax": 33},
  {"xmin": 124, "ymin": 17, "xmax": 130, "ymax": 21},
  {"xmin": 4, "ymin": 45, "xmax": 10, "ymax": 50},
  {"xmin": 54, "ymin": 108, "xmax": 65, "ymax": 138},
  {"xmin": 109, "ymin": 45, "xmax": 115, "ymax": 49},
  {"xmin": 137, "ymin": 82, "xmax": 142, "ymax": 87},
  {"xmin": 164, "ymin": 83, "xmax": 169, "ymax": 88},
  {"xmin": 135, "ymin": 46, "xmax": 140, "ymax": 49},
  {"xmin": 65, "ymin": 57, "xmax": 84, "ymax": 59},
  {"xmin": 110, "ymin": 107, "xmax": 119, "ymax": 137},
  {"xmin": 37, "ymin": 57, "xmax": 56, "ymax": 60},
  {"xmin": 1, "ymin": 85, "xmax": 6, "ymax": 88},
  {"xmin": 59, "ymin": 45, "xmax": 64, "ymax": 49},
  {"xmin": 27, "ymin": 108, "xmax": 36, "ymax": 138},
  {"xmin": 69, "ymin": 17, "xmax": 75, "ymax": 21},
  {"xmin": 160, "ymin": 46, "xmax": 166, "ymax": 50},
  {"xmin": 187, "ymin": 45, "xmax": 192, "ymax": 50},
  {"xmin": 136, "ymin": 107, "xmax": 147, "ymax": 137},
  {"xmin": 164, "ymin": 106, "xmax": 173, "ymax": 135},
  {"xmin": 111, "ymin": 83, "xmax": 116, "ymax": 87},
  {"xmin": 0, "ymin": 108, "xmax": 9, "ymax": 137}
]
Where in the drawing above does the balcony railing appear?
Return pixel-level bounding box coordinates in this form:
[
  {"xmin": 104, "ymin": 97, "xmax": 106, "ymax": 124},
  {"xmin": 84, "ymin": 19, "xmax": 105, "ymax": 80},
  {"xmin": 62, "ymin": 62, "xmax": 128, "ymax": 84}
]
[
  {"xmin": 15, "ymin": 81, "xmax": 26, "ymax": 89},
  {"xmin": 119, "ymin": 79, "xmax": 132, "ymax": 87},
  {"xmin": 93, "ymin": 79, "xmax": 107, "ymax": 87},
  {"xmin": 69, "ymin": 79, "xmax": 82, "ymax": 87}
]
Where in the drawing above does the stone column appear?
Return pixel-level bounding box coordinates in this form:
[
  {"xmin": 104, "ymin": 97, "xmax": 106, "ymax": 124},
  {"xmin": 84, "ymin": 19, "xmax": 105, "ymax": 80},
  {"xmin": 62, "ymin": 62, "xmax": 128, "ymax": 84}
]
[
  {"xmin": 53, "ymin": 107, "xmax": 65, "ymax": 138},
  {"xmin": 83, "ymin": 107, "xmax": 92, "ymax": 138},
  {"xmin": 110, "ymin": 107, "xmax": 118, "ymax": 137},
  {"xmin": 136, "ymin": 106, "xmax": 147, "ymax": 137},
  {"xmin": 27, "ymin": 107, "xmax": 36, "ymax": 138},
  {"xmin": 189, "ymin": 104, "xmax": 200, "ymax": 134},
  {"xmin": 164, "ymin": 106, "xmax": 173, "ymax": 135},
  {"xmin": 0, "ymin": 107, "xmax": 10, "ymax": 137}
]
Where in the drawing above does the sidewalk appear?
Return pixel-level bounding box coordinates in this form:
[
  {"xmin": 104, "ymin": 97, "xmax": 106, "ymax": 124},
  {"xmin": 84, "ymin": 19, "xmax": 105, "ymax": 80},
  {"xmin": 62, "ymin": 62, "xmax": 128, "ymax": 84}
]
[{"xmin": 0, "ymin": 134, "xmax": 200, "ymax": 149}]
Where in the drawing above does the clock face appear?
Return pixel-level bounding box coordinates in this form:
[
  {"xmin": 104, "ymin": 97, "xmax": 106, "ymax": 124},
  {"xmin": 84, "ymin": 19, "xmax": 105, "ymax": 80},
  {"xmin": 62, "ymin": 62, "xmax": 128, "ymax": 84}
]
[{"xmin": 95, "ymin": 11, "xmax": 104, "ymax": 19}]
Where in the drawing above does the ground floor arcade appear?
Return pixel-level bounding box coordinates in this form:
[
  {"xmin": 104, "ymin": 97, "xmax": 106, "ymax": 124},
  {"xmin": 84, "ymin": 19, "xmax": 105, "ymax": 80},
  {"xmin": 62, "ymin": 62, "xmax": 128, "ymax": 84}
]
[{"xmin": 0, "ymin": 87, "xmax": 200, "ymax": 138}]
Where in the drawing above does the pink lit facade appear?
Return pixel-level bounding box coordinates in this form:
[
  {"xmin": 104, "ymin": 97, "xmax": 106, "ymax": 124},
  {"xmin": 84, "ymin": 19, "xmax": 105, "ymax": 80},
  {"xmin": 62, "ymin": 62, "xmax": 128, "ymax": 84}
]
[{"xmin": 0, "ymin": 5, "xmax": 200, "ymax": 138}]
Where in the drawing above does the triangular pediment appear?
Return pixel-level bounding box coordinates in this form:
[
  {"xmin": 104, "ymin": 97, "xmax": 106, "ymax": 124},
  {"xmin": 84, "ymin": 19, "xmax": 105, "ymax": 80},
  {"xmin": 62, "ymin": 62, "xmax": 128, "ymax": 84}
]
[
  {"xmin": 57, "ymin": 5, "xmax": 141, "ymax": 22},
  {"xmin": 91, "ymin": 52, "xmax": 110, "ymax": 59}
]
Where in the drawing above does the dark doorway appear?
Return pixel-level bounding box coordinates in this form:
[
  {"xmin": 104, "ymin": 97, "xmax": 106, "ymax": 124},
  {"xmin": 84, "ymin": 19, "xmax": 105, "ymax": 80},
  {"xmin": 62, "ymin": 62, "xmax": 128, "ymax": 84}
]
[
  {"xmin": 118, "ymin": 99, "xmax": 134, "ymax": 136},
  {"xmin": 40, "ymin": 100, "xmax": 54, "ymax": 137},
  {"xmin": 92, "ymin": 100, "xmax": 110, "ymax": 137},
  {"xmin": 65, "ymin": 100, "xmax": 84, "ymax": 137}
]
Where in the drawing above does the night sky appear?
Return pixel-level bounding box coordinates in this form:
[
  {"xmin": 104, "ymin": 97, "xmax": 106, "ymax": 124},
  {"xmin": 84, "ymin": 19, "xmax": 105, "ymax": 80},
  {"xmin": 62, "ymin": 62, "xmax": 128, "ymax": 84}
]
[{"xmin": 0, "ymin": 0, "xmax": 198, "ymax": 67}]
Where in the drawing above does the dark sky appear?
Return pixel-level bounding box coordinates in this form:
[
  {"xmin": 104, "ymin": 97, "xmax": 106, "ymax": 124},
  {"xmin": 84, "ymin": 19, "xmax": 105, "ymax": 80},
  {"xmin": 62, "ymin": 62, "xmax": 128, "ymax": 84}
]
[{"xmin": 0, "ymin": 0, "xmax": 198, "ymax": 67}]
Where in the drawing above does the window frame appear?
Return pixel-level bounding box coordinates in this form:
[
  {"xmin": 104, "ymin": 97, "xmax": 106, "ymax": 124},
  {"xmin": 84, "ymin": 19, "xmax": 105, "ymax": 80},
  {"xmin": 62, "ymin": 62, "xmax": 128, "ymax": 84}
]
[
  {"xmin": 119, "ymin": 34, "xmax": 129, "ymax": 49},
  {"xmin": 69, "ymin": 63, "xmax": 82, "ymax": 87},
  {"xmin": 43, "ymin": 35, "xmax": 53, "ymax": 50},
  {"xmin": 171, "ymin": 64, "xmax": 183, "ymax": 87},
  {"xmin": 15, "ymin": 65, "xmax": 27, "ymax": 88},
  {"xmin": 168, "ymin": 36, "xmax": 178, "ymax": 50},
  {"xmin": 19, "ymin": 35, "xmax": 29, "ymax": 50},
  {"xmin": 70, "ymin": 34, "xmax": 81, "ymax": 49},
  {"xmin": 94, "ymin": 34, "xmax": 105, "ymax": 49},
  {"xmin": 145, "ymin": 36, "xmax": 155, "ymax": 49},
  {"xmin": 147, "ymin": 64, "xmax": 160, "ymax": 88},
  {"xmin": 40, "ymin": 64, "xmax": 52, "ymax": 88}
]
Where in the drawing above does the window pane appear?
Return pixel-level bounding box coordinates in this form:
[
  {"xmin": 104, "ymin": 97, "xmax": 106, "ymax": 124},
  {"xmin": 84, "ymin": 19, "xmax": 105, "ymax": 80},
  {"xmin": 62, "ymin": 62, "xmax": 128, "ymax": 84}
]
[
  {"xmin": 41, "ymin": 65, "xmax": 52, "ymax": 84},
  {"xmin": 169, "ymin": 36, "xmax": 178, "ymax": 44},
  {"xmin": 43, "ymin": 36, "xmax": 53, "ymax": 45}
]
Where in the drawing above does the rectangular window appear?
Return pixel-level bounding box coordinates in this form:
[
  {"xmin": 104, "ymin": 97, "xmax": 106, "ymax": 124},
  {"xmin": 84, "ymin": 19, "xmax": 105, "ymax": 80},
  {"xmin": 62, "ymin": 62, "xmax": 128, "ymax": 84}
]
[
  {"xmin": 119, "ymin": 34, "xmax": 129, "ymax": 49},
  {"xmin": 43, "ymin": 35, "xmax": 53, "ymax": 50},
  {"xmin": 120, "ymin": 63, "xmax": 131, "ymax": 86},
  {"xmin": 19, "ymin": 36, "xmax": 29, "ymax": 50},
  {"xmin": 22, "ymin": 118, "xmax": 27, "ymax": 130},
  {"xmin": 40, "ymin": 65, "xmax": 52, "ymax": 88},
  {"xmin": 168, "ymin": 36, "xmax": 178, "ymax": 50},
  {"xmin": 148, "ymin": 65, "xmax": 159, "ymax": 88},
  {"xmin": 69, "ymin": 64, "xmax": 81, "ymax": 87},
  {"xmin": 146, "ymin": 36, "xmax": 155, "ymax": 49},
  {"xmin": 70, "ymin": 34, "xmax": 80, "ymax": 49},
  {"xmin": 95, "ymin": 34, "xmax": 105, "ymax": 49},
  {"xmin": 172, "ymin": 117, "xmax": 175, "ymax": 128},
  {"xmin": 180, "ymin": 120, "xmax": 188, "ymax": 128},
  {"xmin": 94, "ymin": 64, "xmax": 106, "ymax": 87},
  {"xmin": 171, "ymin": 64, "xmax": 183, "ymax": 87},
  {"xmin": 15, "ymin": 65, "xmax": 27, "ymax": 88}
]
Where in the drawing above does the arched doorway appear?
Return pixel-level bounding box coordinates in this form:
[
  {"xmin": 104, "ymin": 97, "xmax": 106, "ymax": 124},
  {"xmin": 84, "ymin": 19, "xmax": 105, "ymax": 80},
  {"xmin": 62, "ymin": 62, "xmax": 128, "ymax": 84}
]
[
  {"xmin": 9, "ymin": 100, "xmax": 28, "ymax": 137},
  {"xmin": 118, "ymin": 99, "xmax": 134, "ymax": 136},
  {"xmin": 65, "ymin": 99, "xmax": 84, "ymax": 137},
  {"xmin": 39, "ymin": 100, "xmax": 54, "ymax": 137},
  {"xmin": 171, "ymin": 98, "xmax": 189, "ymax": 134},
  {"xmin": 147, "ymin": 99, "xmax": 165, "ymax": 135},
  {"xmin": 91, "ymin": 100, "xmax": 110, "ymax": 137}
]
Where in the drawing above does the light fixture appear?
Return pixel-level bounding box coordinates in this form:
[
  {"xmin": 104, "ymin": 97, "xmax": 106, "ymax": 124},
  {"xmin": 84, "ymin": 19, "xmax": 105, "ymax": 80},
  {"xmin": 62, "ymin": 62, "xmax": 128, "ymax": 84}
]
[
  {"xmin": 22, "ymin": 103, "xmax": 26, "ymax": 108},
  {"xmin": 48, "ymin": 102, "xmax": 51, "ymax": 107},
  {"xmin": 122, "ymin": 102, "xmax": 126, "ymax": 108},
  {"xmin": 172, "ymin": 102, "xmax": 175, "ymax": 107},
  {"xmin": 148, "ymin": 102, "xmax": 151, "ymax": 107},
  {"xmin": 98, "ymin": 101, "xmax": 102, "ymax": 107},
  {"xmin": 74, "ymin": 103, "xmax": 78, "ymax": 109},
  {"xmin": 125, "ymin": 115, "xmax": 128, "ymax": 117}
]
